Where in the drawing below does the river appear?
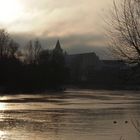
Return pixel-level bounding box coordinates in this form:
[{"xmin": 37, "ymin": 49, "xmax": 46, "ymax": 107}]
[{"xmin": 0, "ymin": 89, "xmax": 140, "ymax": 140}]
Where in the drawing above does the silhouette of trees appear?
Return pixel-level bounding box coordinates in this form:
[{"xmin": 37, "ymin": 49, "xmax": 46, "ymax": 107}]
[
  {"xmin": 8, "ymin": 39, "xmax": 19, "ymax": 58},
  {"xmin": 49, "ymin": 43, "xmax": 67, "ymax": 88},
  {"xmin": 38, "ymin": 50, "xmax": 50, "ymax": 65},
  {"xmin": 0, "ymin": 30, "xmax": 69, "ymax": 91},
  {"xmin": 0, "ymin": 29, "xmax": 9, "ymax": 58},
  {"xmin": 108, "ymin": 0, "xmax": 140, "ymax": 64},
  {"xmin": 34, "ymin": 39, "xmax": 42, "ymax": 63},
  {"xmin": 24, "ymin": 39, "xmax": 42, "ymax": 64},
  {"xmin": 0, "ymin": 29, "xmax": 138, "ymax": 91},
  {"xmin": 0, "ymin": 29, "xmax": 19, "ymax": 59}
]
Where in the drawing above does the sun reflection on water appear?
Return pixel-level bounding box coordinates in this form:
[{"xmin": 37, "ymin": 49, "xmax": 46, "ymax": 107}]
[
  {"xmin": 0, "ymin": 98, "xmax": 7, "ymax": 140},
  {"xmin": 0, "ymin": 95, "xmax": 10, "ymax": 111},
  {"xmin": 0, "ymin": 131, "xmax": 6, "ymax": 140},
  {"xmin": 0, "ymin": 103, "xmax": 6, "ymax": 111}
]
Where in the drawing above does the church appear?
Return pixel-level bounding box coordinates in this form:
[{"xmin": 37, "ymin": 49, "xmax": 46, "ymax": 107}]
[{"xmin": 54, "ymin": 40, "xmax": 127, "ymax": 83}]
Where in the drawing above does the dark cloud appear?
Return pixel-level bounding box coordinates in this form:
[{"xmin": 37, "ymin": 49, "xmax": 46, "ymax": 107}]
[
  {"xmin": 1, "ymin": 0, "xmax": 115, "ymax": 59},
  {"xmin": 11, "ymin": 32, "xmax": 113, "ymax": 59}
]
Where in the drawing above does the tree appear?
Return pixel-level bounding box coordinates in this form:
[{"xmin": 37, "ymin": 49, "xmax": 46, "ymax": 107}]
[
  {"xmin": 34, "ymin": 39, "xmax": 42, "ymax": 62},
  {"xmin": 48, "ymin": 40, "xmax": 68, "ymax": 88},
  {"xmin": 38, "ymin": 50, "xmax": 50, "ymax": 65},
  {"xmin": 25, "ymin": 40, "xmax": 34, "ymax": 64},
  {"xmin": 25, "ymin": 39, "xmax": 42, "ymax": 64},
  {"xmin": 0, "ymin": 29, "xmax": 19, "ymax": 59},
  {"xmin": 108, "ymin": 0, "xmax": 140, "ymax": 64},
  {"xmin": 0, "ymin": 29, "xmax": 10, "ymax": 58},
  {"xmin": 8, "ymin": 39, "xmax": 19, "ymax": 58}
]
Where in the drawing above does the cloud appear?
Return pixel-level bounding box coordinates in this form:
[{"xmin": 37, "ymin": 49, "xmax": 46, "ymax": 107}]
[
  {"xmin": 3, "ymin": 0, "xmax": 115, "ymax": 59},
  {"xmin": 11, "ymin": 32, "xmax": 113, "ymax": 59},
  {"xmin": 5, "ymin": 0, "xmax": 113, "ymax": 35}
]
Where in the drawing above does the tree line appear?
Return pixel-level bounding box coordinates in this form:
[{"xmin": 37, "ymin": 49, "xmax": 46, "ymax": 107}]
[{"xmin": 0, "ymin": 29, "xmax": 69, "ymax": 92}]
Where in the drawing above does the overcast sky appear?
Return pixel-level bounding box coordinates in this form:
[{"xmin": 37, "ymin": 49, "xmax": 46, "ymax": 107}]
[{"xmin": 0, "ymin": 0, "xmax": 115, "ymax": 59}]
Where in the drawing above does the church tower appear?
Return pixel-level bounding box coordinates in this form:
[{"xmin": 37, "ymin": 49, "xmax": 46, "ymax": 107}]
[{"xmin": 54, "ymin": 40, "xmax": 63, "ymax": 53}]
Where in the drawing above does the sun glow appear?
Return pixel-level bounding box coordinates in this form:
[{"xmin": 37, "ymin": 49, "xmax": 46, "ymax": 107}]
[
  {"xmin": 0, "ymin": 103, "xmax": 6, "ymax": 110},
  {"xmin": 0, "ymin": 0, "xmax": 23, "ymax": 23}
]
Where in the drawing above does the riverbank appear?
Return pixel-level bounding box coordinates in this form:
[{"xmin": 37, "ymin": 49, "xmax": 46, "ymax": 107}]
[
  {"xmin": 0, "ymin": 84, "xmax": 140, "ymax": 95},
  {"xmin": 0, "ymin": 86, "xmax": 65, "ymax": 95},
  {"xmin": 66, "ymin": 84, "xmax": 140, "ymax": 91}
]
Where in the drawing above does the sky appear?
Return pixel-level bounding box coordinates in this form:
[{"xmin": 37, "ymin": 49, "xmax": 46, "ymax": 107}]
[{"xmin": 0, "ymin": 0, "xmax": 114, "ymax": 59}]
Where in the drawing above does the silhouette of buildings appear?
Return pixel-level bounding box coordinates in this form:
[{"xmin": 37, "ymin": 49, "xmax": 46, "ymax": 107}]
[
  {"xmin": 54, "ymin": 40, "xmax": 63, "ymax": 53},
  {"xmin": 0, "ymin": 29, "xmax": 136, "ymax": 91},
  {"xmin": 101, "ymin": 60, "xmax": 127, "ymax": 70},
  {"xmin": 65, "ymin": 52, "xmax": 101, "ymax": 81},
  {"xmin": 55, "ymin": 40, "xmax": 128, "ymax": 83}
]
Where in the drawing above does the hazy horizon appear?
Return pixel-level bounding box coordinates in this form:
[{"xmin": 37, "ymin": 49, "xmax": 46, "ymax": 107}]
[{"xmin": 0, "ymin": 0, "xmax": 117, "ymax": 59}]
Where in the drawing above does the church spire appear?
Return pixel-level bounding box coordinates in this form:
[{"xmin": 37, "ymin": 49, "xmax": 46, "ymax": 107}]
[
  {"xmin": 55, "ymin": 40, "xmax": 61, "ymax": 49},
  {"xmin": 54, "ymin": 40, "xmax": 63, "ymax": 53}
]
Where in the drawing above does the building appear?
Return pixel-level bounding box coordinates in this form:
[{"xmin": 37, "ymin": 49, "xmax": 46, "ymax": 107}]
[
  {"xmin": 65, "ymin": 52, "xmax": 101, "ymax": 81},
  {"xmin": 53, "ymin": 40, "xmax": 63, "ymax": 54},
  {"xmin": 55, "ymin": 40, "xmax": 128, "ymax": 83}
]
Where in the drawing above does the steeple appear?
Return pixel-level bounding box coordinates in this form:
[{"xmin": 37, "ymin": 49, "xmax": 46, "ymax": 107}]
[
  {"xmin": 54, "ymin": 40, "xmax": 63, "ymax": 53},
  {"xmin": 55, "ymin": 40, "xmax": 61, "ymax": 49}
]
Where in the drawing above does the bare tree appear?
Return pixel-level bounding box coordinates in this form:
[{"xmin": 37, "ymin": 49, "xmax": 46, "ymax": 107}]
[
  {"xmin": 8, "ymin": 39, "xmax": 19, "ymax": 58},
  {"xmin": 24, "ymin": 39, "xmax": 42, "ymax": 64},
  {"xmin": 25, "ymin": 40, "xmax": 33, "ymax": 64},
  {"xmin": 34, "ymin": 39, "xmax": 42, "ymax": 62},
  {"xmin": 0, "ymin": 29, "xmax": 10, "ymax": 58},
  {"xmin": 0, "ymin": 29, "xmax": 19, "ymax": 59},
  {"xmin": 108, "ymin": 0, "xmax": 140, "ymax": 64}
]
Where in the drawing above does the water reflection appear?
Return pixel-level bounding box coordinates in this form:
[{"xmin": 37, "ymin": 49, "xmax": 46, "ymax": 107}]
[
  {"xmin": 0, "ymin": 90, "xmax": 139, "ymax": 140},
  {"xmin": 0, "ymin": 103, "xmax": 6, "ymax": 110}
]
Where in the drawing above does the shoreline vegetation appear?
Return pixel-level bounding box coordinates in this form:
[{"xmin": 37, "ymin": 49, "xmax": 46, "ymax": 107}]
[
  {"xmin": 0, "ymin": 29, "xmax": 140, "ymax": 94},
  {"xmin": 0, "ymin": 29, "xmax": 69, "ymax": 93},
  {"xmin": 1, "ymin": 85, "xmax": 140, "ymax": 95}
]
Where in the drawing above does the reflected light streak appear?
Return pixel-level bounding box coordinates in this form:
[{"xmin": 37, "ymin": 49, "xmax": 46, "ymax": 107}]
[
  {"xmin": 0, "ymin": 103, "xmax": 6, "ymax": 110},
  {"xmin": 0, "ymin": 131, "xmax": 6, "ymax": 140}
]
